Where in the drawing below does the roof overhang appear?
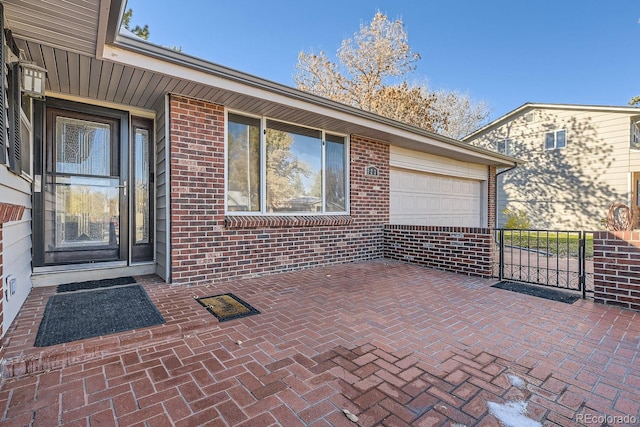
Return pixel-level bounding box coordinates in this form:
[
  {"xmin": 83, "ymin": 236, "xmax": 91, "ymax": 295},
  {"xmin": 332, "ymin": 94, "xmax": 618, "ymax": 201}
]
[{"xmin": 4, "ymin": 0, "xmax": 516, "ymax": 168}]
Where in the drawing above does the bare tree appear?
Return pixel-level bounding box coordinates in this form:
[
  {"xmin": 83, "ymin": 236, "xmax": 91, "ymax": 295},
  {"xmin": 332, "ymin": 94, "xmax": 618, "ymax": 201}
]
[
  {"xmin": 295, "ymin": 12, "xmax": 489, "ymax": 138},
  {"xmin": 295, "ymin": 12, "xmax": 419, "ymax": 110},
  {"xmin": 431, "ymin": 90, "xmax": 490, "ymax": 139}
]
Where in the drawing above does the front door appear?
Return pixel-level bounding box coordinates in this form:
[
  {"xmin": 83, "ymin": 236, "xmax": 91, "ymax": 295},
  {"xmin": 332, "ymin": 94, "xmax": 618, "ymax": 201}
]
[{"xmin": 34, "ymin": 100, "xmax": 129, "ymax": 266}]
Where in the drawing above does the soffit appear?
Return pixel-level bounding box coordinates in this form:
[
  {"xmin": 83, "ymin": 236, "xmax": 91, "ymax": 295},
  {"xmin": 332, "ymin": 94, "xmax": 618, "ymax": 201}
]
[
  {"xmin": 3, "ymin": 0, "xmax": 101, "ymax": 55},
  {"xmin": 17, "ymin": 39, "xmax": 513, "ymax": 166}
]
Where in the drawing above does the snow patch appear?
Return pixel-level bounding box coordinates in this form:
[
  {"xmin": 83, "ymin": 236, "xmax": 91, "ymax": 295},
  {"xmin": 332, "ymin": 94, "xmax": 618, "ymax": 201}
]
[
  {"xmin": 507, "ymin": 374, "xmax": 526, "ymax": 389},
  {"xmin": 487, "ymin": 401, "xmax": 542, "ymax": 427}
]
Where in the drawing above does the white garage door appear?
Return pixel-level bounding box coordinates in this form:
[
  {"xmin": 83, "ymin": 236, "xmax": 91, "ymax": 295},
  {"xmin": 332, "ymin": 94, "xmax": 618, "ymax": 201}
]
[{"xmin": 390, "ymin": 168, "xmax": 482, "ymax": 226}]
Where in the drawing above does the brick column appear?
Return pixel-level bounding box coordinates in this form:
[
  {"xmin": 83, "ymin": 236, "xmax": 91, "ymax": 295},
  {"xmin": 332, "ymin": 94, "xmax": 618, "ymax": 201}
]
[{"xmin": 593, "ymin": 231, "xmax": 640, "ymax": 311}]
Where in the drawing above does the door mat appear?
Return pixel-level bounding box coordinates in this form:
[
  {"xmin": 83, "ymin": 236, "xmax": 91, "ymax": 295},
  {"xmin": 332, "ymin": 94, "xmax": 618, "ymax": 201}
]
[
  {"xmin": 491, "ymin": 281, "xmax": 580, "ymax": 304},
  {"xmin": 56, "ymin": 276, "xmax": 136, "ymax": 293},
  {"xmin": 35, "ymin": 285, "xmax": 165, "ymax": 347},
  {"xmin": 196, "ymin": 293, "xmax": 260, "ymax": 322}
]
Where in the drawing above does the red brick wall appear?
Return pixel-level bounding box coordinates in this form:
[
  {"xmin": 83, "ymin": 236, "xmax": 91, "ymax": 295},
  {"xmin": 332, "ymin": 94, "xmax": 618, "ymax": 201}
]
[
  {"xmin": 593, "ymin": 231, "xmax": 640, "ymax": 311},
  {"xmin": 168, "ymin": 95, "xmax": 389, "ymax": 284},
  {"xmin": 384, "ymin": 225, "xmax": 493, "ymax": 277}
]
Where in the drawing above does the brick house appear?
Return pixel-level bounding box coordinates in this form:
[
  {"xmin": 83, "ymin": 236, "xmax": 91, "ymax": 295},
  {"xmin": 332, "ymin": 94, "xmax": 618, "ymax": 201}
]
[{"xmin": 0, "ymin": 0, "xmax": 516, "ymax": 338}]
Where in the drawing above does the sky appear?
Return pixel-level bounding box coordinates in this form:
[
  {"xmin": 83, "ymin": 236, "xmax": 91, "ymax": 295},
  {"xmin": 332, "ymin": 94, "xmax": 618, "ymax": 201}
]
[{"xmin": 124, "ymin": 0, "xmax": 640, "ymax": 122}]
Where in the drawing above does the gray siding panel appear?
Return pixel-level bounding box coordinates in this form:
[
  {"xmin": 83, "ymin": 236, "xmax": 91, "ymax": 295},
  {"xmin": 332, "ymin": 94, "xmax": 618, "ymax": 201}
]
[
  {"xmin": 88, "ymin": 57, "xmax": 102, "ymax": 99},
  {"xmin": 154, "ymin": 96, "xmax": 168, "ymax": 281}
]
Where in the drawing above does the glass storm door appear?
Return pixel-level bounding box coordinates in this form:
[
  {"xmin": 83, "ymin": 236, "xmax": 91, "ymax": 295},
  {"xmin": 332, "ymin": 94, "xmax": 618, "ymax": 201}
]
[{"xmin": 41, "ymin": 108, "xmax": 127, "ymax": 265}]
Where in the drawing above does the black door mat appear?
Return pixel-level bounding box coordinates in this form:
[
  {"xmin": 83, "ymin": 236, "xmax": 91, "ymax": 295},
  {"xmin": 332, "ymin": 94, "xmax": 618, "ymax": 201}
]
[
  {"xmin": 196, "ymin": 293, "xmax": 260, "ymax": 322},
  {"xmin": 491, "ymin": 281, "xmax": 580, "ymax": 304},
  {"xmin": 35, "ymin": 285, "xmax": 165, "ymax": 347},
  {"xmin": 56, "ymin": 276, "xmax": 136, "ymax": 293}
]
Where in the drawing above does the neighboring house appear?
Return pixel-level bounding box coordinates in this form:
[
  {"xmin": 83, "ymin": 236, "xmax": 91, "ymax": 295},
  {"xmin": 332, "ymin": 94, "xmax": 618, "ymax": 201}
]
[
  {"xmin": 0, "ymin": 0, "xmax": 514, "ymax": 339},
  {"xmin": 464, "ymin": 103, "xmax": 640, "ymax": 230}
]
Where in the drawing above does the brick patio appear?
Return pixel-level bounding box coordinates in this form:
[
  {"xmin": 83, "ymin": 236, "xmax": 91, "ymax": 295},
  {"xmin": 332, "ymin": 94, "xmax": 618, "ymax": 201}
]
[{"xmin": 1, "ymin": 259, "xmax": 639, "ymax": 426}]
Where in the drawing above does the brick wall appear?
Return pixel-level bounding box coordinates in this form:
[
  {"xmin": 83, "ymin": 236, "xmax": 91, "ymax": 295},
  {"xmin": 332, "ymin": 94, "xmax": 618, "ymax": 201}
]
[
  {"xmin": 593, "ymin": 231, "xmax": 640, "ymax": 311},
  {"xmin": 168, "ymin": 95, "xmax": 389, "ymax": 284},
  {"xmin": 384, "ymin": 225, "xmax": 493, "ymax": 277}
]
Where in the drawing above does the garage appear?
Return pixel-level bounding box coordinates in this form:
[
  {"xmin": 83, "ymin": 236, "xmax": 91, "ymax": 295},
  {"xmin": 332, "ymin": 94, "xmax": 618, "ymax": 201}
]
[{"xmin": 389, "ymin": 147, "xmax": 488, "ymax": 227}]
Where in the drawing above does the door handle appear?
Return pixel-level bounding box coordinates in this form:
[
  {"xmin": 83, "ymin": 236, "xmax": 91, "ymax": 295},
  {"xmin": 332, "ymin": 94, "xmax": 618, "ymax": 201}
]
[{"xmin": 116, "ymin": 180, "xmax": 127, "ymax": 196}]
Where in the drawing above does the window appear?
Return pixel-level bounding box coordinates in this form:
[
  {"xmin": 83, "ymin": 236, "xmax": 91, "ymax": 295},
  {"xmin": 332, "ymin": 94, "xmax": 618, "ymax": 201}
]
[
  {"xmin": 226, "ymin": 112, "xmax": 348, "ymax": 214},
  {"xmin": 496, "ymin": 139, "xmax": 512, "ymax": 155},
  {"xmin": 544, "ymin": 129, "xmax": 566, "ymax": 150},
  {"xmin": 227, "ymin": 113, "xmax": 261, "ymax": 212},
  {"xmin": 132, "ymin": 117, "xmax": 154, "ymax": 262},
  {"xmin": 632, "ymin": 122, "xmax": 640, "ymax": 149}
]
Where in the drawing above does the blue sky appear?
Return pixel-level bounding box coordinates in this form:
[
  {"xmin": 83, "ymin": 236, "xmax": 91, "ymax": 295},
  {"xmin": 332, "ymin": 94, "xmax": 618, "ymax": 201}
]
[{"xmin": 125, "ymin": 0, "xmax": 639, "ymax": 122}]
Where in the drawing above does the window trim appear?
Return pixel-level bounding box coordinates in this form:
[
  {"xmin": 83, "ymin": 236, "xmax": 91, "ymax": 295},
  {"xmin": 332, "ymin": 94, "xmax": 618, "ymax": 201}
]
[
  {"xmin": 496, "ymin": 138, "xmax": 512, "ymax": 156},
  {"xmin": 631, "ymin": 122, "xmax": 640, "ymax": 150},
  {"xmin": 224, "ymin": 109, "xmax": 350, "ymax": 216},
  {"xmin": 19, "ymin": 96, "xmax": 33, "ymax": 180},
  {"xmin": 544, "ymin": 129, "xmax": 567, "ymax": 150}
]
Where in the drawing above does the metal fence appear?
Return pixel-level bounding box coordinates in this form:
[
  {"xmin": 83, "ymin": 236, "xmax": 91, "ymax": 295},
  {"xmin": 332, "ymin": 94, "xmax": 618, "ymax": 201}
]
[{"xmin": 494, "ymin": 229, "xmax": 594, "ymax": 298}]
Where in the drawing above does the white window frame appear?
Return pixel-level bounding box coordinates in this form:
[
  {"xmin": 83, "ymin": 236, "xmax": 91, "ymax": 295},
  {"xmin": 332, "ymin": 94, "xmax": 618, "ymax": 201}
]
[
  {"xmin": 224, "ymin": 110, "xmax": 350, "ymax": 216},
  {"xmin": 496, "ymin": 138, "xmax": 512, "ymax": 155},
  {"xmin": 19, "ymin": 96, "xmax": 33, "ymax": 180},
  {"xmin": 544, "ymin": 129, "xmax": 567, "ymax": 150},
  {"xmin": 631, "ymin": 122, "xmax": 640, "ymax": 149}
]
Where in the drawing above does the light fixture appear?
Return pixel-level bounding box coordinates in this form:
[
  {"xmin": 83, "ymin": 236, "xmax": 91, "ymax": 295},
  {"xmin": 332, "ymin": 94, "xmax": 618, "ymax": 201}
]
[
  {"xmin": 7, "ymin": 49, "xmax": 47, "ymax": 99},
  {"xmin": 20, "ymin": 61, "xmax": 47, "ymax": 99}
]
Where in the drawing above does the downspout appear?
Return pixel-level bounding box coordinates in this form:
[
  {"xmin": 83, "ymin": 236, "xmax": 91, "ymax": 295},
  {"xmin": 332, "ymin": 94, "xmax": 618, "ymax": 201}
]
[{"xmin": 494, "ymin": 163, "xmax": 518, "ymax": 228}]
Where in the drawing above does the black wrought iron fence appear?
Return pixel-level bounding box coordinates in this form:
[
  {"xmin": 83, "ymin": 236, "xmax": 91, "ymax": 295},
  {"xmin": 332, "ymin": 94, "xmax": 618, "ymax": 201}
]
[{"xmin": 494, "ymin": 229, "xmax": 594, "ymax": 298}]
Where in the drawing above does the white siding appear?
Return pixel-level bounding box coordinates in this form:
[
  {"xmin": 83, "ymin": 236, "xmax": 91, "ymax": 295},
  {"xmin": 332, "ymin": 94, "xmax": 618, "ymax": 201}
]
[
  {"xmin": 470, "ymin": 107, "xmax": 640, "ymax": 230},
  {"xmin": 390, "ymin": 146, "xmax": 487, "ymax": 180},
  {"xmin": 154, "ymin": 96, "xmax": 168, "ymax": 281},
  {"xmin": 0, "ymin": 167, "xmax": 32, "ymax": 336}
]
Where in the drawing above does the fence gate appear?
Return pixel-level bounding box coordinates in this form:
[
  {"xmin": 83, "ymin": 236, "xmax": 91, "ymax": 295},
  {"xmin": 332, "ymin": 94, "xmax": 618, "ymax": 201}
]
[{"xmin": 494, "ymin": 229, "xmax": 594, "ymax": 298}]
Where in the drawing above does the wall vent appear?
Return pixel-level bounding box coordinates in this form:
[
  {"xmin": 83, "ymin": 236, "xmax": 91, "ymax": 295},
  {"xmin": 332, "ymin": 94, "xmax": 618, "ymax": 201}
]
[{"xmin": 524, "ymin": 112, "xmax": 535, "ymax": 123}]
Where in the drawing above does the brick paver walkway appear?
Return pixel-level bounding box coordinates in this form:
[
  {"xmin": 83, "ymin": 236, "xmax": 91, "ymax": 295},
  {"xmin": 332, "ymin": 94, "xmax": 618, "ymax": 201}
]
[{"xmin": 1, "ymin": 260, "xmax": 639, "ymax": 426}]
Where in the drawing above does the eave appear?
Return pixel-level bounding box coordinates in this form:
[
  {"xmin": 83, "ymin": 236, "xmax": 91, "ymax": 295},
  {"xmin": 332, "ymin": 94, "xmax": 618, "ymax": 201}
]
[{"xmin": 4, "ymin": 0, "xmax": 516, "ymax": 168}]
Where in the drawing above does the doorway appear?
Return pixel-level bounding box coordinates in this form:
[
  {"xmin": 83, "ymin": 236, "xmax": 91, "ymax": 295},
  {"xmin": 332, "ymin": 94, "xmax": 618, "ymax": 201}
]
[{"xmin": 33, "ymin": 99, "xmax": 154, "ymax": 267}]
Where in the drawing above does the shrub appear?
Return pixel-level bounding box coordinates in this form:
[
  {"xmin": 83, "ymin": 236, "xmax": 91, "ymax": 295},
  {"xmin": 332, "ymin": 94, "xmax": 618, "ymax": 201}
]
[{"xmin": 503, "ymin": 208, "xmax": 531, "ymax": 229}]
